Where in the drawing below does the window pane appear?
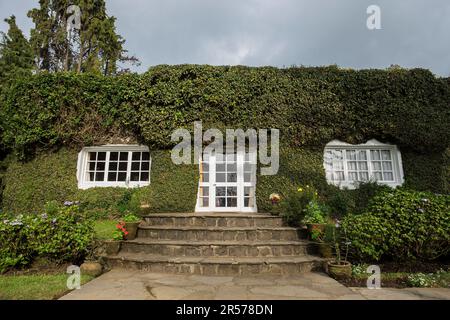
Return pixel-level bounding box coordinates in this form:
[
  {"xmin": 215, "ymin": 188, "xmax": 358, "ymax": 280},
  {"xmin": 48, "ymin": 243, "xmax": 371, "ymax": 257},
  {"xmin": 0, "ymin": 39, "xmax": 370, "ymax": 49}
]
[
  {"xmin": 348, "ymin": 162, "xmax": 357, "ymax": 170},
  {"xmin": 109, "ymin": 162, "xmax": 117, "ymax": 171},
  {"xmin": 142, "ymin": 152, "xmax": 150, "ymax": 161},
  {"xmin": 346, "ymin": 150, "xmax": 356, "ymax": 160},
  {"xmin": 244, "ymin": 163, "xmax": 252, "ymax": 172},
  {"xmin": 119, "ymin": 152, "xmax": 128, "ymax": 161},
  {"xmin": 97, "ymin": 152, "xmax": 106, "ymax": 161},
  {"xmin": 216, "ymin": 187, "xmax": 226, "ymax": 197},
  {"xmin": 130, "ymin": 172, "xmax": 140, "ymax": 181},
  {"xmin": 201, "ymin": 198, "xmax": 209, "ymax": 207},
  {"xmin": 227, "ymin": 187, "xmax": 237, "ymax": 196},
  {"xmin": 244, "ymin": 172, "xmax": 252, "ymax": 182},
  {"xmin": 333, "ymin": 150, "xmax": 343, "ymax": 160},
  {"xmin": 227, "ymin": 173, "xmax": 237, "ymax": 182},
  {"xmin": 131, "ymin": 162, "xmax": 140, "ymax": 171},
  {"xmin": 95, "ymin": 172, "xmax": 104, "ymax": 181},
  {"xmin": 373, "ymin": 172, "xmax": 383, "ymax": 181},
  {"xmin": 216, "ymin": 197, "xmax": 226, "ymax": 207},
  {"xmin": 132, "ymin": 152, "xmax": 141, "ymax": 161},
  {"xmin": 382, "ymin": 162, "xmax": 392, "ymax": 171},
  {"xmin": 110, "ymin": 152, "xmax": 118, "ymax": 161},
  {"xmin": 216, "ymin": 163, "xmax": 225, "ymax": 172},
  {"xmin": 201, "ymin": 172, "xmax": 209, "ymax": 182},
  {"xmin": 244, "ymin": 198, "xmax": 250, "ymax": 207},
  {"xmin": 89, "ymin": 152, "xmax": 97, "ymax": 161},
  {"xmin": 141, "ymin": 162, "xmax": 149, "ymax": 171},
  {"xmin": 119, "ymin": 162, "xmax": 127, "ymax": 171},
  {"xmin": 383, "ymin": 172, "xmax": 393, "ymax": 181},
  {"xmin": 89, "ymin": 172, "xmax": 95, "ymax": 181},
  {"xmin": 140, "ymin": 172, "xmax": 149, "ymax": 182},
  {"xmin": 335, "ymin": 171, "xmax": 345, "ymax": 181},
  {"xmin": 89, "ymin": 162, "xmax": 96, "ymax": 171},
  {"xmin": 348, "ymin": 172, "xmax": 358, "ymax": 181},
  {"xmin": 358, "ymin": 162, "xmax": 368, "ymax": 170},
  {"xmin": 96, "ymin": 162, "xmax": 105, "ymax": 171},
  {"xmin": 117, "ymin": 172, "xmax": 126, "ymax": 181},
  {"xmin": 359, "ymin": 172, "xmax": 368, "ymax": 181},
  {"xmin": 216, "ymin": 173, "xmax": 225, "ymax": 182},
  {"xmin": 202, "ymin": 162, "xmax": 209, "ymax": 172},
  {"xmin": 227, "ymin": 197, "xmax": 237, "ymax": 207},
  {"xmin": 381, "ymin": 150, "xmax": 391, "ymax": 160},
  {"xmin": 357, "ymin": 151, "xmax": 367, "ymax": 160},
  {"xmin": 108, "ymin": 172, "xmax": 117, "ymax": 181},
  {"xmin": 199, "ymin": 187, "xmax": 209, "ymax": 197},
  {"xmin": 227, "ymin": 163, "xmax": 237, "ymax": 172},
  {"xmin": 372, "ymin": 161, "xmax": 381, "ymax": 170},
  {"xmin": 371, "ymin": 150, "xmax": 380, "ymax": 160}
]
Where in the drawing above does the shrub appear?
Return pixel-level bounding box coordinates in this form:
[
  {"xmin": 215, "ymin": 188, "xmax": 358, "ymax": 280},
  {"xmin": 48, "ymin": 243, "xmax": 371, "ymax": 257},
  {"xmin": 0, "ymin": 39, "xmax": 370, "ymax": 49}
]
[
  {"xmin": 343, "ymin": 188, "xmax": 450, "ymax": 262},
  {"xmin": 302, "ymin": 198, "xmax": 330, "ymax": 224},
  {"xmin": 351, "ymin": 181, "xmax": 391, "ymax": 214},
  {"xmin": 0, "ymin": 202, "xmax": 94, "ymax": 273},
  {"xmin": 281, "ymin": 185, "xmax": 317, "ymax": 226}
]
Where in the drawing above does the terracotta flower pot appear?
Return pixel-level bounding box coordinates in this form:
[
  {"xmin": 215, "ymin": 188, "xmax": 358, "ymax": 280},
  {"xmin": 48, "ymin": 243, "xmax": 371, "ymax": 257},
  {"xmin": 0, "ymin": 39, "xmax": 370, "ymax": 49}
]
[
  {"xmin": 104, "ymin": 240, "xmax": 121, "ymax": 255},
  {"xmin": 327, "ymin": 260, "xmax": 352, "ymax": 279},
  {"xmin": 307, "ymin": 223, "xmax": 326, "ymax": 233},
  {"xmin": 124, "ymin": 221, "xmax": 140, "ymax": 240},
  {"xmin": 317, "ymin": 242, "xmax": 333, "ymax": 258}
]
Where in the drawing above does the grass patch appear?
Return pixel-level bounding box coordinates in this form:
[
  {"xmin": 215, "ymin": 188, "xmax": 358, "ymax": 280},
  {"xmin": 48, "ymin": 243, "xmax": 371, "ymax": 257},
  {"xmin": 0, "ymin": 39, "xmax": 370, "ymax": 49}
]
[
  {"xmin": 0, "ymin": 273, "xmax": 94, "ymax": 300},
  {"xmin": 94, "ymin": 219, "xmax": 117, "ymax": 240}
]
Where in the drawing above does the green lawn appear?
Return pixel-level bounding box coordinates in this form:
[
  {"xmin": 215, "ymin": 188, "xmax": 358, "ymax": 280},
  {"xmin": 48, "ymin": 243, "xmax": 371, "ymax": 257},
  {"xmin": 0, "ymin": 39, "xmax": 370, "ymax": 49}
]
[
  {"xmin": 93, "ymin": 219, "xmax": 117, "ymax": 240},
  {"xmin": 0, "ymin": 273, "xmax": 94, "ymax": 300}
]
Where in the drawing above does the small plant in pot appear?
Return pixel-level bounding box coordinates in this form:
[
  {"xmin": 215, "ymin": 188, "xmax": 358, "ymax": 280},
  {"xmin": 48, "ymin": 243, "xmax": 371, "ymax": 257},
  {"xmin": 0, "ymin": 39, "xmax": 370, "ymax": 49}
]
[
  {"xmin": 302, "ymin": 197, "xmax": 329, "ymax": 237},
  {"xmin": 310, "ymin": 225, "xmax": 334, "ymax": 258},
  {"xmin": 269, "ymin": 193, "xmax": 282, "ymax": 216},
  {"xmin": 104, "ymin": 223, "xmax": 127, "ymax": 255},
  {"xmin": 327, "ymin": 221, "xmax": 352, "ymax": 279},
  {"xmin": 122, "ymin": 212, "xmax": 141, "ymax": 240}
]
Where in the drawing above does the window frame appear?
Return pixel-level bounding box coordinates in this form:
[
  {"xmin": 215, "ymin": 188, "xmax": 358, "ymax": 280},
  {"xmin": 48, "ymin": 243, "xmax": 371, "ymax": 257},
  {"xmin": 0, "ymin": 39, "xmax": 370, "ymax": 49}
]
[
  {"xmin": 77, "ymin": 145, "xmax": 151, "ymax": 189},
  {"xmin": 323, "ymin": 139, "xmax": 404, "ymax": 189}
]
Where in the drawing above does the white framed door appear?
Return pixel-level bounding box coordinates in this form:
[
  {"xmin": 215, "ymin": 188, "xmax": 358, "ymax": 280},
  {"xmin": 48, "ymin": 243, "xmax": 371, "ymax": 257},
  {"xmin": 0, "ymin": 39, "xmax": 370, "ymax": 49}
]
[{"xmin": 195, "ymin": 151, "xmax": 257, "ymax": 213}]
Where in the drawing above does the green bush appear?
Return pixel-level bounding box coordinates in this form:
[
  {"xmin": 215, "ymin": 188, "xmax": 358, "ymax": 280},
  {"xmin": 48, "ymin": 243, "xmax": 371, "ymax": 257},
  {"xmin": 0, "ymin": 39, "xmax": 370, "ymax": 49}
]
[
  {"xmin": 343, "ymin": 188, "xmax": 450, "ymax": 262},
  {"xmin": 302, "ymin": 198, "xmax": 330, "ymax": 224},
  {"xmin": 0, "ymin": 202, "xmax": 94, "ymax": 273},
  {"xmin": 281, "ymin": 185, "xmax": 317, "ymax": 226}
]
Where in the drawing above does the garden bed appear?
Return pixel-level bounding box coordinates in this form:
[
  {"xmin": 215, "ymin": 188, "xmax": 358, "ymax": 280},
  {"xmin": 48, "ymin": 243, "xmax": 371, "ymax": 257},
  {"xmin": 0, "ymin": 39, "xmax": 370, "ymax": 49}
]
[{"xmin": 337, "ymin": 262, "xmax": 450, "ymax": 288}]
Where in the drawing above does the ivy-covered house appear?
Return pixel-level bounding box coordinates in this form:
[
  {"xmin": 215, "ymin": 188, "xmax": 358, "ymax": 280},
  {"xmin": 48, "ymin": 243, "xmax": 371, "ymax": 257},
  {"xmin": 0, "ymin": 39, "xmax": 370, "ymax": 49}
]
[{"xmin": 0, "ymin": 65, "xmax": 449, "ymax": 216}]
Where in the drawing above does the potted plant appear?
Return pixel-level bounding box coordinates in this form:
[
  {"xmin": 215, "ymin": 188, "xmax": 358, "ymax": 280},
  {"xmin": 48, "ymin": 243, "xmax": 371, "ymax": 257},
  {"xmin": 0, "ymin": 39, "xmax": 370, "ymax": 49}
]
[
  {"xmin": 310, "ymin": 226, "xmax": 333, "ymax": 258},
  {"xmin": 269, "ymin": 193, "xmax": 282, "ymax": 216},
  {"xmin": 122, "ymin": 212, "xmax": 141, "ymax": 240},
  {"xmin": 327, "ymin": 221, "xmax": 352, "ymax": 279},
  {"xmin": 104, "ymin": 222, "xmax": 127, "ymax": 255},
  {"xmin": 302, "ymin": 198, "xmax": 328, "ymax": 236}
]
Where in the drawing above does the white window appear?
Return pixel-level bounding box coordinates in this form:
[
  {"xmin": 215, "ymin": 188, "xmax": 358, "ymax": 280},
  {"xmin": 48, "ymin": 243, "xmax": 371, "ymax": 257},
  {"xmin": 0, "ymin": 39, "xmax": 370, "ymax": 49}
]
[
  {"xmin": 77, "ymin": 145, "xmax": 151, "ymax": 189},
  {"xmin": 324, "ymin": 139, "xmax": 404, "ymax": 189}
]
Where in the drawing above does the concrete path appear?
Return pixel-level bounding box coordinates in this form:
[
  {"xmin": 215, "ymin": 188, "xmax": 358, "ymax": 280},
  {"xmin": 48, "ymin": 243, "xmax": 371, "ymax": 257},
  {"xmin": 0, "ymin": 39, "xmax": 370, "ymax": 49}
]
[{"xmin": 60, "ymin": 269, "xmax": 450, "ymax": 300}]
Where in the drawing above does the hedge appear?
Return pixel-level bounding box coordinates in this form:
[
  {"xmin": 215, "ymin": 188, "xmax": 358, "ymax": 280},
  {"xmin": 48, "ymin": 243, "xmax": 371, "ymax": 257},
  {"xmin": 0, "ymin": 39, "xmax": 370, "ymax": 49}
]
[
  {"xmin": 0, "ymin": 65, "xmax": 449, "ymax": 213},
  {"xmin": 2, "ymin": 146, "xmax": 447, "ymax": 215},
  {"xmin": 1, "ymin": 65, "xmax": 449, "ymax": 157}
]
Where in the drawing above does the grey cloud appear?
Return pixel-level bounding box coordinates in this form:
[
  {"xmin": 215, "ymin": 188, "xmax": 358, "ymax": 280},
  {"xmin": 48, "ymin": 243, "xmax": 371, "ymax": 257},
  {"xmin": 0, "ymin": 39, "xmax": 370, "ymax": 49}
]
[{"xmin": 1, "ymin": 0, "xmax": 449, "ymax": 76}]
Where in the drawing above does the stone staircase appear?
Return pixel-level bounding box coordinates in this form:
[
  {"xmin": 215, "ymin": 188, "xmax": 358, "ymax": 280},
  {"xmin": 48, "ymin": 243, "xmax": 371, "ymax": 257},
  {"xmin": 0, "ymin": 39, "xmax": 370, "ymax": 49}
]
[{"xmin": 103, "ymin": 213, "xmax": 324, "ymax": 276}]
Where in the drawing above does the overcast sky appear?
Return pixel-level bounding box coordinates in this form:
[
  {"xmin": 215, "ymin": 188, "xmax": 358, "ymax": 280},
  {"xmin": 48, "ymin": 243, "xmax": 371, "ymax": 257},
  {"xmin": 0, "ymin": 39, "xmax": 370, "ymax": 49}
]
[{"xmin": 1, "ymin": 0, "xmax": 449, "ymax": 76}]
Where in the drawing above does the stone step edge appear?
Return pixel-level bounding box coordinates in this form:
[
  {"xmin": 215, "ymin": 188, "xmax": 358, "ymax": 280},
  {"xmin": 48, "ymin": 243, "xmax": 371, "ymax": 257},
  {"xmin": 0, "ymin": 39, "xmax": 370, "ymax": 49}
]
[
  {"xmin": 122, "ymin": 239, "xmax": 312, "ymax": 246},
  {"xmin": 103, "ymin": 253, "xmax": 323, "ymax": 265},
  {"xmin": 138, "ymin": 226, "xmax": 298, "ymax": 231},
  {"xmin": 141, "ymin": 212, "xmax": 277, "ymax": 218}
]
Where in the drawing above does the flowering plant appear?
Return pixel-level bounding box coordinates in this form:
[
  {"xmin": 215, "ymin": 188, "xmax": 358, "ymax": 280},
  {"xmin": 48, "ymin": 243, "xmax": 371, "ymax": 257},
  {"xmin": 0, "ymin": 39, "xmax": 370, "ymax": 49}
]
[
  {"xmin": 269, "ymin": 193, "xmax": 281, "ymax": 204},
  {"xmin": 112, "ymin": 221, "xmax": 128, "ymax": 240}
]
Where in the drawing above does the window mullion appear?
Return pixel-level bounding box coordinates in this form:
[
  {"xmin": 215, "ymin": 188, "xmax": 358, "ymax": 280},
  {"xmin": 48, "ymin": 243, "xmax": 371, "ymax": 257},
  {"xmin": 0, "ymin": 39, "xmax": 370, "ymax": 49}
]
[
  {"xmin": 367, "ymin": 149, "xmax": 373, "ymax": 181},
  {"xmin": 342, "ymin": 149, "xmax": 348, "ymax": 182},
  {"xmin": 126, "ymin": 151, "xmax": 132, "ymax": 185},
  {"xmin": 105, "ymin": 151, "xmax": 110, "ymax": 183}
]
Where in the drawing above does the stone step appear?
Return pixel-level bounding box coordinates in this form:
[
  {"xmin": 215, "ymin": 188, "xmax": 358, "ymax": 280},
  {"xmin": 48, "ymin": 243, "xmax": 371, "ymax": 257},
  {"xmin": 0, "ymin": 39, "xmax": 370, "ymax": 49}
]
[
  {"xmin": 120, "ymin": 239, "xmax": 317, "ymax": 257},
  {"xmin": 142, "ymin": 213, "xmax": 284, "ymax": 228},
  {"xmin": 137, "ymin": 226, "xmax": 301, "ymax": 241},
  {"xmin": 103, "ymin": 253, "xmax": 324, "ymax": 276}
]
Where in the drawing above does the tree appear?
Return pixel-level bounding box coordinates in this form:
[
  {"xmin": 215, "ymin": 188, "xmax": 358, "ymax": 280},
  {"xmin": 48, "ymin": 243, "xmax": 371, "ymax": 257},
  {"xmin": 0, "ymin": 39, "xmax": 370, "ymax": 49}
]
[
  {"xmin": 27, "ymin": 0, "xmax": 138, "ymax": 75},
  {"xmin": 0, "ymin": 15, "xmax": 34, "ymax": 81}
]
